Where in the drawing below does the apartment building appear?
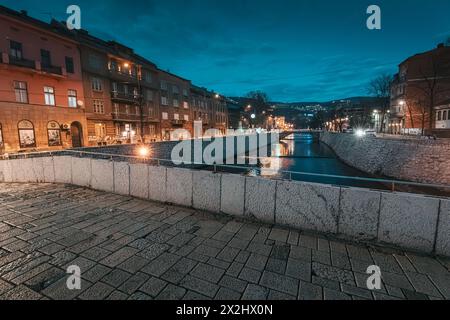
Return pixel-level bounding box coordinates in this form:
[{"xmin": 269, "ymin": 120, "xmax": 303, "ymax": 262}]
[
  {"xmin": 190, "ymin": 85, "xmax": 229, "ymax": 137},
  {"xmin": 390, "ymin": 44, "xmax": 450, "ymax": 136},
  {"xmin": 0, "ymin": 5, "xmax": 229, "ymax": 151},
  {"xmin": 0, "ymin": 7, "xmax": 87, "ymax": 153},
  {"xmin": 158, "ymin": 70, "xmax": 192, "ymax": 140},
  {"xmin": 62, "ymin": 28, "xmax": 161, "ymax": 145}
]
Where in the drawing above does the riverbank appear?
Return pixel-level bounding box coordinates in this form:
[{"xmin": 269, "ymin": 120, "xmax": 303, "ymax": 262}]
[{"xmin": 320, "ymin": 131, "xmax": 450, "ymax": 186}]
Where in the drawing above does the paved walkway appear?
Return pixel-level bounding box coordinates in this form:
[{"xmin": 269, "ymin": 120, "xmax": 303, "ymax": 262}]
[{"xmin": 0, "ymin": 183, "xmax": 449, "ymax": 300}]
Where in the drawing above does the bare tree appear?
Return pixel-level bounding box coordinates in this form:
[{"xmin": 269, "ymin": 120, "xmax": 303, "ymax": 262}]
[{"xmin": 368, "ymin": 74, "xmax": 393, "ymax": 132}]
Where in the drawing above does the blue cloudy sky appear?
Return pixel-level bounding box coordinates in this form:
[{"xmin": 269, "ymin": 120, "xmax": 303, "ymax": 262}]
[{"xmin": 3, "ymin": 0, "xmax": 450, "ymax": 102}]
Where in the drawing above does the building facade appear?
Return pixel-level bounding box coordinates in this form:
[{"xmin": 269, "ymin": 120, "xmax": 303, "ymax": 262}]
[
  {"xmin": 66, "ymin": 28, "xmax": 161, "ymax": 145},
  {"xmin": 0, "ymin": 7, "xmax": 87, "ymax": 153},
  {"xmin": 389, "ymin": 44, "xmax": 450, "ymax": 136},
  {"xmin": 158, "ymin": 71, "xmax": 192, "ymax": 141},
  {"xmin": 0, "ymin": 5, "xmax": 230, "ymax": 152}
]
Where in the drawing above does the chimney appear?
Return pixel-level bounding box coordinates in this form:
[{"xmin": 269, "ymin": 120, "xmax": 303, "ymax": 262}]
[{"xmin": 437, "ymin": 43, "xmax": 444, "ymax": 48}]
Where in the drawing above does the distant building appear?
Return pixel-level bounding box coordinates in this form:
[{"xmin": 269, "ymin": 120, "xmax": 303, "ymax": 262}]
[{"xmin": 390, "ymin": 44, "xmax": 450, "ymax": 136}]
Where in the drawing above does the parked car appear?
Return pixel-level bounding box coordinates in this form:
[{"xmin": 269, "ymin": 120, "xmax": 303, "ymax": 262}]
[{"xmin": 365, "ymin": 129, "xmax": 376, "ymax": 137}]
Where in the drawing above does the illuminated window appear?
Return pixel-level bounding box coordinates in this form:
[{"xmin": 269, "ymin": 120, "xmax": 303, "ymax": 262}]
[
  {"xmin": 184, "ymin": 114, "xmax": 189, "ymax": 121},
  {"xmin": 93, "ymin": 100, "xmax": 104, "ymax": 114},
  {"xmin": 94, "ymin": 123, "xmax": 106, "ymax": 138},
  {"xmin": 91, "ymin": 77, "xmax": 103, "ymax": 91},
  {"xmin": 162, "ymin": 112, "xmax": 168, "ymax": 120},
  {"xmin": 47, "ymin": 121, "xmax": 61, "ymax": 146},
  {"xmin": 174, "ymin": 113, "xmax": 180, "ymax": 120},
  {"xmin": 173, "ymin": 99, "xmax": 179, "ymax": 107},
  {"xmin": 183, "ymin": 101, "xmax": 189, "ymax": 109},
  {"xmin": 18, "ymin": 120, "xmax": 36, "ymax": 148},
  {"xmin": 14, "ymin": 81, "xmax": 28, "ymax": 103},
  {"xmin": 44, "ymin": 86, "xmax": 55, "ymax": 106},
  {"xmin": 68, "ymin": 90, "xmax": 77, "ymax": 108}
]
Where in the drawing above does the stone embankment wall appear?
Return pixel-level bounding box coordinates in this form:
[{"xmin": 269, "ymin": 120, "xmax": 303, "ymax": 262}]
[
  {"xmin": 75, "ymin": 133, "xmax": 278, "ymax": 164},
  {"xmin": 320, "ymin": 132, "xmax": 450, "ymax": 185},
  {"xmin": 0, "ymin": 155, "xmax": 449, "ymax": 257}
]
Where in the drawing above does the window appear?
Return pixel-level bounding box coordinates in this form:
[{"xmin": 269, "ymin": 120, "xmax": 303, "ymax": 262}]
[
  {"xmin": 95, "ymin": 123, "xmax": 106, "ymax": 138},
  {"xmin": 444, "ymin": 111, "xmax": 448, "ymax": 121},
  {"xmin": 184, "ymin": 115, "xmax": 189, "ymax": 121},
  {"xmin": 135, "ymin": 106, "xmax": 139, "ymax": 115},
  {"xmin": 93, "ymin": 100, "xmax": 104, "ymax": 114},
  {"xmin": 113, "ymin": 103, "xmax": 119, "ymax": 114},
  {"xmin": 146, "ymin": 90, "xmax": 153, "ymax": 102},
  {"xmin": 183, "ymin": 101, "xmax": 189, "ymax": 109},
  {"xmin": 44, "ymin": 86, "xmax": 55, "ymax": 106},
  {"xmin": 160, "ymin": 81, "xmax": 168, "ymax": 90},
  {"xmin": 183, "ymin": 89, "xmax": 188, "ymax": 96},
  {"xmin": 91, "ymin": 77, "xmax": 103, "ymax": 91},
  {"xmin": 161, "ymin": 96, "xmax": 168, "ymax": 106},
  {"xmin": 40, "ymin": 49, "xmax": 51, "ymax": 67},
  {"xmin": 10, "ymin": 40, "xmax": 23, "ymax": 59},
  {"xmin": 0, "ymin": 123, "xmax": 3, "ymax": 148},
  {"xmin": 88, "ymin": 53, "xmax": 102, "ymax": 69},
  {"xmin": 125, "ymin": 105, "xmax": 130, "ymax": 115},
  {"xmin": 173, "ymin": 99, "xmax": 179, "ymax": 107},
  {"xmin": 438, "ymin": 111, "xmax": 442, "ymax": 121},
  {"xmin": 174, "ymin": 113, "xmax": 180, "ymax": 120},
  {"xmin": 148, "ymin": 107, "xmax": 154, "ymax": 117},
  {"xmin": 47, "ymin": 121, "xmax": 61, "ymax": 146},
  {"xmin": 65, "ymin": 57, "xmax": 74, "ymax": 74},
  {"xmin": 18, "ymin": 120, "xmax": 36, "ymax": 148},
  {"xmin": 68, "ymin": 90, "xmax": 77, "ymax": 108},
  {"xmin": 144, "ymin": 71, "xmax": 152, "ymax": 83},
  {"xmin": 172, "ymin": 85, "xmax": 179, "ymax": 94},
  {"xmin": 14, "ymin": 81, "xmax": 28, "ymax": 103},
  {"xmin": 162, "ymin": 112, "xmax": 168, "ymax": 120}
]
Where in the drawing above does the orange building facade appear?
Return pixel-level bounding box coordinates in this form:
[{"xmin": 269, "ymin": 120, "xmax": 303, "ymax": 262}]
[{"xmin": 0, "ymin": 8, "xmax": 87, "ymax": 153}]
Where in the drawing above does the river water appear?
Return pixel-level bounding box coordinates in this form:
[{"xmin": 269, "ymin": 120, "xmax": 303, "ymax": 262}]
[{"xmin": 254, "ymin": 133, "xmax": 387, "ymax": 189}]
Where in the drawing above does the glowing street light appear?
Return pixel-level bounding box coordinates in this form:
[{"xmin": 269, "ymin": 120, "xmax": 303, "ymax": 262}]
[
  {"xmin": 138, "ymin": 146, "xmax": 150, "ymax": 158},
  {"xmin": 251, "ymin": 114, "xmax": 256, "ymax": 119}
]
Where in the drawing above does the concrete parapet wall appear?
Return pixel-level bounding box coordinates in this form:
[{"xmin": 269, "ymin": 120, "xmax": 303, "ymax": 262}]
[{"xmin": 1, "ymin": 155, "xmax": 449, "ymax": 257}]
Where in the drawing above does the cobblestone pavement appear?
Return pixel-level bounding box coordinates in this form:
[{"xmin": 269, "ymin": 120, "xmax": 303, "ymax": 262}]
[{"xmin": 0, "ymin": 183, "xmax": 449, "ymax": 300}]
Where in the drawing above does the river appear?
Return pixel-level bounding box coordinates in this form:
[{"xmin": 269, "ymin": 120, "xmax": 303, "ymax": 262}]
[{"xmin": 254, "ymin": 133, "xmax": 387, "ymax": 189}]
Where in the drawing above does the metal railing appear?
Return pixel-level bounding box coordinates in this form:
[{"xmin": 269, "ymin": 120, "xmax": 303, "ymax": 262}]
[{"xmin": 2, "ymin": 148, "xmax": 450, "ymax": 196}]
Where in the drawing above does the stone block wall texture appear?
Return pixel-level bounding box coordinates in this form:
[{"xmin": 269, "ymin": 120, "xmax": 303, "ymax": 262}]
[
  {"xmin": 193, "ymin": 171, "xmax": 221, "ymax": 213},
  {"xmin": 320, "ymin": 132, "xmax": 450, "ymax": 185},
  {"xmin": 276, "ymin": 181, "xmax": 340, "ymax": 234},
  {"xmin": 148, "ymin": 166, "xmax": 167, "ymax": 203},
  {"xmin": 71, "ymin": 157, "xmax": 92, "ymax": 187},
  {"xmin": 1, "ymin": 155, "xmax": 449, "ymax": 257},
  {"xmin": 91, "ymin": 159, "xmax": 114, "ymax": 192},
  {"xmin": 220, "ymin": 174, "xmax": 246, "ymax": 217},
  {"xmin": 113, "ymin": 162, "xmax": 130, "ymax": 196},
  {"xmin": 245, "ymin": 177, "xmax": 277, "ymax": 223}
]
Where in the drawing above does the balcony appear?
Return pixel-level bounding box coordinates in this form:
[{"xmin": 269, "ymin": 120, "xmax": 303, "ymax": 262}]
[
  {"xmin": 112, "ymin": 112, "xmax": 141, "ymax": 122},
  {"xmin": 111, "ymin": 91, "xmax": 141, "ymax": 104},
  {"xmin": 8, "ymin": 55, "xmax": 36, "ymax": 69},
  {"xmin": 171, "ymin": 119, "xmax": 187, "ymax": 126},
  {"xmin": 108, "ymin": 68, "xmax": 139, "ymax": 82},
  {"xmin": 41, "ymin": 64, "xmax": 63, "ymax": 75}
]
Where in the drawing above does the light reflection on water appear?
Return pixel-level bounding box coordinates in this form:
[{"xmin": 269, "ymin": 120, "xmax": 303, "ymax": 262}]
[{"xmin": 257, "ymin": 133, "xmax": 386, "ymax": 189}]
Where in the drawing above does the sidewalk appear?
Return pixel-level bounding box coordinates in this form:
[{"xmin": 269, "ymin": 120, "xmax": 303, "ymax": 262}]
[{"xmin": 0, "ymin": 183, "xmax": 449, "ymax": 300}]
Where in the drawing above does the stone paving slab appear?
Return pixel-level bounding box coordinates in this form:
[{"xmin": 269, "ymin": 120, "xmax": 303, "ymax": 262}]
[{"xmin": 0, "ymin": 183, "xmax": 448, "ymax": 300}]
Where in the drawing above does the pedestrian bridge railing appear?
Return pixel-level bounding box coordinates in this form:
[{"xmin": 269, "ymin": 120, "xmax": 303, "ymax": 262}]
[{"xmin": 0, "ymin": 149, "xmax": 449, "ymax": 258}]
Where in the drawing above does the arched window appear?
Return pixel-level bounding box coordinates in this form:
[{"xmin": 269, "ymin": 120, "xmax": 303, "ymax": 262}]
[
  {"xmin": 0, "ymin": 123, "xmax": 4, "ymax": 148},
  {"xmin": 47, "ymin": 121, "xmax": 62, "ymax": 146},
  {"xmin": 443, "ymin": 111, "xmax": 448, "ymax": 121},
  {"xmin": 18, "ymin": 120, "xmax": 36, "ymax": 148}
]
